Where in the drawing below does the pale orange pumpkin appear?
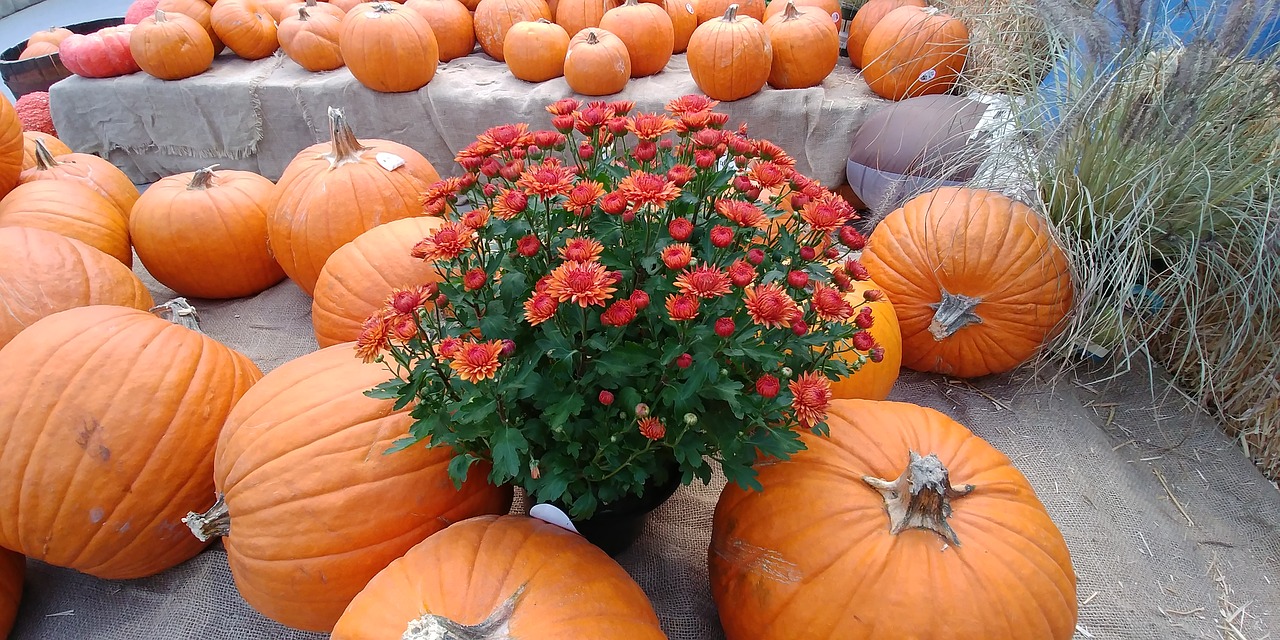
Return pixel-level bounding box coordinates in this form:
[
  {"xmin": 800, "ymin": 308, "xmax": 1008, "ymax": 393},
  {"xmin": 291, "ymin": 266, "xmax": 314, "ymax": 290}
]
[
  {"xmin": 474, "ymin": 0, "xmax": 553, "ymax": 61},
  {"xmin": 18, "ymin": 41, "xmax": 58, "ymax": 59},
  {"xmin": 665, "ymin": 0, "xmax": 697, "ymax": 52},
  {"xmin": 26, "ymin": 26, "xmax": 74, "ymax": 47},
  {"xmin": 829, "ymin": 277, "xmax": 901, "ymax": 400},
  {"xmin": 131, "ymin": 9, "xmax": 216, "ymax": 80},
  {"xmin": 403, "ymin": 0, "xmax": 476, "ymax": 62},
  {"xmin": 563, "ymin": 28, "xmax": 630, "ymax": 95},
  {"xmin": 129, "ymin": 166, "xmax": 285, "ymax": 299},
  {"xmin": 157, "ymin": 0, "xmax": 225, "ymax": 52},
  {"xmin": 599, "ymin": 0, "xmax": 673, "ymax": 77},
  {"xmin": 861, "ymin": 5, "xmax": 969, "ymax": 101},
  {"xmin": 0, "ymin": 303, "xmax": 263, "ymax": 580},
  {"xmin": 0, "ymin": 226, "xmax": 153, "ymax": 349},
  {"xmin": 211, "ymin": 0, "xmax": 281, "ymax": 59},
  {"xmin": 687, "ymin": 4, "xmax": 771, "ymax": 101},
  {"xmin": 278, "ymin": 3, "xmax": 346, "ymax": 71},
  {"xmin": 17, "ymin": 139, "xmax": 140, "ymax": 221},
  {"xmin": 846, "ymin": 0, "xmax": 925, "ymax": 68},
  {"xmin": 555, "ymin": 0, "xmax": 610, "ymax": 40},
  {"xmin": 331, "ymin": 516, "xmax": 667, "ymax": 639},
  {"xmin": 764, "ymin": 1, "xmax": 837, "ymax": 89},
  {"xmin": 0, "ymin": 95, "xmax": 26, "ymax": 201},
  {"xmin": 183, "ymin": 344, "xmax": 513, "ymax": 632},
  {"xmin": 0, "ymin": 550, "xmax": 21, "ymax": 639},
  {"xmin": 505, "ymin": 19, "xmax": 571, "ymax": 82},
  {"xmin": 695, "ymin": 0, "xmax": 761, "ymax": 23},
  {"xmin": 861, "ymin": 187, "xmax": 1072, "ymax": 378},
  {"xmin": 710, "ymin": 399, "xmax": 1078, "ymax": 640},
  {"xmin": 341, "ymin": 2, "xmax": 440, "ymax": 92},
  {"xmin": 312, "ymin": 216, "xmax": 445, "ymax": 347},
  {"xmin": 268, "ymin": 107, "xmax": 440, "ymax": 295},
  {"xmin": 0, "ymin": 181, "xmax": 132, "ymax": 266},
  {"xmin": 20, "ymin": 131, "xmax": 70, "ymax": 169}
]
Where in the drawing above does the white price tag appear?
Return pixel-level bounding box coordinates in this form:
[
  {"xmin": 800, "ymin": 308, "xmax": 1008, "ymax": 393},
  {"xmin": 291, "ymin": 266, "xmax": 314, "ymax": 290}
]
[
  {"xmin": 529, "ymin": 503, "xmax": 580, "ymax": 534},
  {"xmin": 376, "ymin": 152, "xmax": 406, "ymax": 171}
]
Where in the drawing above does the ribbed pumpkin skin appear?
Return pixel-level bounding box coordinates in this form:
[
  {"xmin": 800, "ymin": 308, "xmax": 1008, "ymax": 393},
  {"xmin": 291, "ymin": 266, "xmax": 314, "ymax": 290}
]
[
  {"xmin": 131, "ymin": 10, "xmax": 217, "ymax": 80},
  {"xmin": 861, "ymin": 5, "xmax": 968, "ymax": 101},
  {"xmin": 504, "ymin": 20, "xmax": 570, "ymax": 82},
  {"xmin": 130, "ymin": 168, "xmax": 286, "ymax": 299},
  {"xmin": 268, "ymin": 114, "xmax": 440, "ymax": 296},
  {"xmin": 763, "ymin": 3, "xmax": 837, "ymax": 90},
  {"xmin": 312, "ymin": 217, "xmax": 445, "ymax": 346},
  {"xmin": 710, "ymin": 399, "xmax": 1078, "ymax": 640},
  {"xmin": 341, "ymin": 2, "xmax": 440, "ymax": 92},
  {"xmin": 157, "ymin": 0, "xmax": 225, "ymax": 51},
  {"xmin": 0, "ymin": 549, "xmax": 22, "ymax": 639},
  {"xmin": 829, "ymin": 278, "xmax": 901, "ymax": 400},
  {"xmin": 0, "ymin": 97, "xmax": 26, "ymax": 201},
  {"xmin": 17, "ymin": 148, "xmax": 140, "ymax": 222},
  {"xmin": 473, "ymin": 0, "xmax": 553, "ymax": 61},
  {"xmin": 211, "ymin": 0, "xmax": 281, "ymax": 59},
  {"xmin": 0, "ymin": 227, "xmax": 153, "ymax": 348},
  {"xmin": 695, "ymin": 0, "xmax": 761, "ymax": 23},
  {"xmin": 845, "ymin": 0, "xmax": 923, "ymax": 68},
  {"xmin": 861, "ymin": 187, "xmax": 1072, "ymax": 378},
  {"xmin": 332, "ymin": 516, "xmax": 667, "ymax": 640},
  {"xmin": 564, "ymin": 28, "xmax": 631, "ymax": 95},
  {"xmin": 404, "ymin": 0, "xmax": 476, "ymax": 62},
  {"xmin": 277, "ymin": 5, "xmax": 346, "ymax": 72},
  {"xmin": 210, "ymin": 344, "xmax": 514, "ymax": 632},
  {"xmin": 686, "ymin": 7, "xmax": 771, "ymax": 101},
  {"xmin": 665, "ymin": 0, "xmax": 697, "ymax": 52},
  {"xmin": 555, "ymin": 0, "xmax": 609, "ymax": 42},
  {"xmin": 0, "ymin": 305, "xmax": 263, "ymax": 580},
  {"xmin": 0, "ymin": 181, "xmax": 132, "ymax": 266}
]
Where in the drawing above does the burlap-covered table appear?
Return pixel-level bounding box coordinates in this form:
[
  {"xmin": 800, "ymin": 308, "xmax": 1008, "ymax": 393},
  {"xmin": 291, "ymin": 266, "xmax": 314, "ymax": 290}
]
[
  {"xmin": 48, "ymin": 51, "xmax": 886, "ymax": 186},
  {"xmin": 7, "ymin": 261, "xmax": 1280, "ymax": 639}
]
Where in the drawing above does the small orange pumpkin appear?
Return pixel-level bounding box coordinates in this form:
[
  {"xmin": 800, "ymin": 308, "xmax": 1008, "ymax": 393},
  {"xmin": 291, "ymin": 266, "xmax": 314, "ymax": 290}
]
[
  {"xmin": 599, "ymin": 0, "xmax": 673, "ymax": 77},
  {"xmin": 0, "ymin": 181, "xmax": 132, "ymax": 266},
  {"xmin": 129, "ymin": 166, "xmax": 286, "ymax": 299},
  {"xmin": 0, "ymin": 549, "xmax": 22, "ymax": 639},
  {"xmin": 554, "ymin": 0, "xmax": 610, "ymax": 40},
  {"xmin": 846, "ymin": 0, "xmax": 925, "ymax": 68},
  {"xmin": 764, "ymin": 1, "xmax": 837, "ymax": 89},
  {"xmin": 26, "ymin": 26, "xmax": 74, "ymax": 47},
  {"xmin": 341, "ymin": 2, "xmax": 440, "ymax": 92},
  {"xmin": 278, "ymin": 3, "xmax": 346, "ymax": 71},
  {"xmin": 157, "ymin": 0, "xmax": 225, "ymax": 52},
  {"xmin": 687, "ymin": 4, "xmax": 771, "ymax": 101},
  {"xmin": 211, "ymin": 0, "xmax": 281, "ymax": 59},
  {"xmin": 474, "ymin": 0, "xmax": 553, "ymax": 61},
  {"xmin": 563, "ymin": 28, "xmax": 630, "ymax": 95},
  {"xmin": 18, "ymin": 41, "xmax": 58, "ymax": 59},
  {"xmin": 131, "ymin": 9, "xmax": 216, "ymax": 80},
  {"xmin": 504, "ymin": 19, "xmax": 571, "ymax": 82},
  {"xmin": 829, "ymin": 277, "xmax": 901, "ymax": 400},
  {"xmin": 20, "ymin": 131, "xmax": 71, "ymax": 169},
  {"xmin": 695, "ymin": 0, "xmax": 760, "ymax": 23},
  {"xmin": 404, "ymin": 0, "xmax": 476, "ymax": 62},
  {"xmin": 861, "ymin": 5, "xmax": 969, "ymax": 101},
  {"xmin": 18, "ymin": 139, "xmax": 140, "ymax": 221}
]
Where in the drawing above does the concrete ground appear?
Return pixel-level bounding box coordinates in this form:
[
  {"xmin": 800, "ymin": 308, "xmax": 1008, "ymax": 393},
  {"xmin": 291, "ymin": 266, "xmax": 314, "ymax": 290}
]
[{"xmin": 0, "ymin": 0, "xmax": 133, "ymax": 102}]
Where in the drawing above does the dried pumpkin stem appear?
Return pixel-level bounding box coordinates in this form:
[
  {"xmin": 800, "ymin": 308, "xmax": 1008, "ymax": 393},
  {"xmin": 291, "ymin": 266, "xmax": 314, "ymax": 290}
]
[
  {"xmin": 402, "ymin": 586, "xmax": 524, "ymax": 640},
  {"xmin": 153, "ymin": 9, "xmax": 168, "ymax": 22},
  {"xmin": 862, "ymin": 451, "xmax": 974, "ymax": 546},
  {"xmin": 149, "ymin": 298, "xmax": 203, "ymax": 331},
  {"xmin": 31, "ymin": 138, "xmax": 61, "ymax": 171},
  {"xmin": 182, "ymin": 494, "xmax": 230, "ymax": 542},
  {"xmin": 187, "ymin": 165, "xmax": 219, "ymax": 190},
  {"xmin": 782, "ymin": 0, "xmax": 801, "ymax": 20},
  {"xmin": 326, "ymin": 107, "xmax": 370, "ymax": 168},
  {"xmin": 585, "ymin": 30, "xmax": 601, "ymax": 45},
  {"xmin": 723, "ymin": 3, "xmax": 739, "ymax": 20},
  {"xmin": 928, "ymin": 289, "xmax": 983, "ymax": 340},
  {"xmin": 298, "ymin": 6, "xmax": 310, "ymax": 19}
]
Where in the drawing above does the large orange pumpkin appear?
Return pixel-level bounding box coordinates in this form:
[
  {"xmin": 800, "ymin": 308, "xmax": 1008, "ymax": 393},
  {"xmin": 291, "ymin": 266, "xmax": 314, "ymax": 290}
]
[
  {"xmin": 829, "ymin": 277, "xmax": 901, "ymax": 400},
  {"xmin": 665, "ymin": 0, "xmax": 697, "ymax": 52},
  {"xmin": 473, "ymin": 0, "xmax": 553, "ymax": 61},
  {"xmin": 0, "ymin": 181, "xmax": 132, "ymax": 266},
  {"xmin": 599, "ymin": 0, "xmax": 674, "ymax": 77},
  {"xmin": 0, "ymin": 550, "xmax": 20, "ymax": 639},
  {"xmin": 563, "ymin": 28, "xmax": 630, "ymax": 95},
  {"xmin": 131, "ymin": 9, "xmax": 217, "ymax": 80},
  {"xmin": 129, "ymin": 165, "xmax": 285, "ymax": 299},
  {"xmin": 312, "ymin": 217, "xmax": 445, "ymax": 347},
  {"xmin": 762, "ymin": 0, "xmax": 836, "ymax": 21},
  {"xmin": 687, "ymin": 4, "xmax": 771, "ymax": 101},
  {"xmin": 18, "ymin": 139, "xmax": 140, "ymax": 221},
  {"xmin": 695, "ymin": 0, "xmax": 761, "ymax": 23},
  {"xmin": 861, "ymin": 187, "xmax": 1072, "ymax": 378},
  {"xmin": 0, "ymin": 227, "xmax": 153, "ymax": 348},
  {"xmin": 504, "ymin": 19, "xmax": 570, "ymax": 82},
  {"xmin": 763, "ymin": 1, "xmax": 837, "ymax": 90},
  {"xmin": 0, "ymin": 97, "xmax": 26, "ymax": 201},
  {"xmin": 278, "ymin": 2, "xmax": 346, "ymax": 72},
  {"xmin": 861, "ymin": 5, "xmax": 969, "ymax": 101},
  {"xmin": 0, "ymin": 303, "xmax": 263, "ymax": 580},
  {"xmin": 403, "ymin": 0, "xmax": 475, "ymax": 62},
  {"xmin": 183, "ymin": 344, "xmax": 513, "ymax": 632},
  {"xmin": 211, "ymin": 0, "xmax": 281, "ymax": 59},
  {"xmin": 157, "ymin": 0, "xmax": 225, "ymax": 52},
  {"xmin": 341, "ymin": 2, "xmax": 440, "ymax": 92},
  {"xmin": 268, "ymin": 107, "xmax": 440, "ymax": 296},
  {"xmin": 846, "ymin": 0, "xmax": 925, "ymax": 68},
  {"xmin": 331, "ymin": 516, "xmax": 667, "ymax": 639},
  {"xmin": 710, "ymin": 399, "xmax": 1078, "ymax": 640},
  {"xmin": 19, "ymin": 131, "xmax": 70, "ymax": 169}
]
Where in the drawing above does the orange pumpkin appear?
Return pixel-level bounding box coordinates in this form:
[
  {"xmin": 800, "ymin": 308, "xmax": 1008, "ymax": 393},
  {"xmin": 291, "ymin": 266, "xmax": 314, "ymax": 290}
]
[
  {"xmin": 505, "ymin": 19, "xmax": 570, "ymax": 82},
  {"xmin": 710, "ymin": 399, "xmax": 1078, "ymax": 640},
  {"xmin": 0, "ymin": 226, "xmax": 153, "ymax": 349},
  {"xmin": 331, "ymin": 0, "xmax": 370, "ymax": 8},
  {"xmin": 20, "ymin": 131, "xmax": 71, "ymax": 169},
  {"xmin": 211, "ymin": 0, "xmax": 281, "ymax": 59},
  {"xmin": 563, "ymin": 28, "xmax": 630, "ymax": 95},
  {"xmin": 268, "ymin": 107, "xmax": 440, "ymax": 295},
  {"xmin": 0, "ymin": 550, "xmax": 21, "ymax": 639},
  {"xmin": 554, "ymin": 0, "xmax": 610, "ymax": 41},
  {"xmin": 285, "ymin": 0, "xmax": 348, "ymax": 18},
  {"xmin": 829, "ymin": 277, "xmax": 901, "ymax": 400},
  {"xmin": 861, "ymin": 5, "xmax": 969, "ymax": 101},
  {"xmin": 0, "ymin": 181, "xmax": 132, "ymax": 266},
  {"xmin": 312, "ymin": 217, "xmax": 445, "ymax": 347},
  {"xmin": 18, "ymin": 41, "xmax": 58, "ymax": 59},
  {"xmin": 762, "ymin": 0, "xmax": 837, "ymax": 21},
  {"xmin": 18, "ymin": 139, "xmax": 140, "ymax": 221},
  {"xmin": 764, "ymin": 1, "xmax": 837, "ymax": 90},
  {"xmin": 157, "ymin": 0, "xmax": 225, "ymax": 52},
  {"xmin": 129, "ymin": 166, "xmax": 285, "ymax": 299},
  {"xmin": 131, "ymin": 9, "xmax": 216, "ymax": 80},
  {"xmin": 183, "ymin": 344, "xmax": 513, "ymax": 632},
  {"xmin": 27, "ymin": 26, "xmax": 74, "ymax": 47},
  {"xmin": 687, "ymin": 4, "xmax": 771, "ymax": 101},
  {"xmin": 861, "ymin": 187, "xmax": 1072, "ymax": 378},
  {"xmin": 474, "ymin": 0, "xmax": 553, "ymax": 61},
  {"xmin": 278, "ymin": 3, "xmax": 346, "ymax": 71},
  {"xmin": 341, "ymin": 2, "xmax": 440, "ymax": 92},
  {"xmin": 695, "ymin": 0, "xmax": 761, "ymax": 23},
  {"xmin": 599, "ymin": 0, "xmax": 673, "ymax": 77},
  {"xmin": 665, "ymin": 0, "xmax": 697, "ymax": 52},
  {"xmin": 403, "ymin": 0, "xmax": 476, "ymax": 62},
  {"xmin": 846, "ymin": 0, "xmax": 925, "ymax": 68},
  {"xmin": 331, "ymin": 516, "xmax": 667, "ymax": 639},
  {"xmin": 0, "ymin": 303, "xmax": 263, "ymax": 580},
  {"xmin": 0, "ymin": 96, "xmax": 26, "ymax": 201}
]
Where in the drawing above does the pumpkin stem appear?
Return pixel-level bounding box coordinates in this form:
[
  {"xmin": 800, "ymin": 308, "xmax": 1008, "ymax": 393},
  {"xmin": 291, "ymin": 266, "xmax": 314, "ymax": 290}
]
[
  {"xmin": 927, "ymin": 289, "xmax": 982, "ymax": 340},
  {"xmin": 863, "ymin": 451, "xmax": 974, "ymax": 546},
  {"xmin": 149, "ymin": 298, "xmax": 203, "ymax": 331},
  {"xmin": 782, "ymin": 0, "xmax": 802, "ymax": 20},
  {"xmin": 182, "ymin": 494, "xmax": 230, "ymax": 542},
  {"xmin": 298, "ymin": 6, "xmax": 310, "ymax": 19},
  {"xmin": 723, "ymin": 3, "xmax": 739, "ymax": 20},
  {"xmin": 326, "ymin": 107, "xmax": 370, "ymax": 168},
  {"xmin": 305, "ymin": 0, "xmax": 317, "ymax": 5},
  {"xmin": 31, "ymin": 138, "xmax": 63, "ymax": 171},
  {"xmin": 187, "ymin": 165, "xmax": 219, "ymax": 190},
  {"xmin": 153, "ymin": 8, "xmax": 167, "ymax": 22},
  {"xmin": 585, "ymin": 30, "xmax": 601, "ymax": 45},
  {"xmin": 373, "ymin": 1, "xmax": 395, "ymax": 12},
  {"xmin": 402, "ymin": 586, "xmax": 525, "ymax": 640}
]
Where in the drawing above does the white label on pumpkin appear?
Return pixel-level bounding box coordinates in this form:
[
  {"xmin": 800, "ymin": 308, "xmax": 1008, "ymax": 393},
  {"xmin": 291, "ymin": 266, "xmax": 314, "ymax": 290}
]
[
  {"xmin": 686, "ymin": 3, "xmax": 694, "ymax": 12},
  {"xmin": 529, "ymin": 503, "xmax": 580, "ymax": 534},
  {"xmin": 918, "ymin": 68, "xmax": 937, "ymax": 83},
  {"xmin": 376, "ymin": 152, "xmax": 406, "ymax": 171},
  {"xmin": 831, "ymin": 11, "xmax": 840, "ymax": 22}
]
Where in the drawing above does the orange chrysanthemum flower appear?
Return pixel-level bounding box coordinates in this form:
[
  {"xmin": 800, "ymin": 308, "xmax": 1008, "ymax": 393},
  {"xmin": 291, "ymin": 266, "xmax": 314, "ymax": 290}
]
[
  {"xmin": 799, "ymin": 195, "xmax": 855, "ymax": 232},
  {"xmin": 438, "ymin": 336, "xmax": 464, "ymax": 359},
  {"xmin": 674, "ymin": 265, "xmax": 732, "ymax": 299},
  {"xmin": 627, "ymin": 112, "xmax": 678, "ymax": 140},
  {"xmin": 492, "ymin": 189, "xmax": 529, "ymax": 220},
  {"xmin": 545, "ymin": 260, "xmax": 617, "ymax": 307},
  {"xmin": 716, "ymin": 199, "xmax": 768, "ymax": 228},
  {"xmin": 410, "ymin": 222, "xmax": 474, "ymax": 262},
  {"xmin": 354, "ymin": 314, "xmax": 391, "ymax": 363},
  {"xmin": 789, "ymin": 371, "xmax": 833, "ymax": 429},
  {"xmin": 523, "ymin": 292, "xmax": 558, "ymax": 325},
  {"xmin": 661, "ymin": 243, "xmax": 693, "ymax": 270},
  {"xmin": 617, "ymin": 171, "xmax": 681, "ymax": 208},
  {"xmin": 666, "ymin": 94, "xmax": 719, "ymax": 115},
  {"xmin": 565, "ymin": 181, "xmax": 606, "ymax": 216},
  {"xmin": 665, "ymin": 293, "xmax": 700, "ymax": 321},
  {"xmin": 449, "ymin": 340, "xmax": 505, "ymax": 383},
  {"xmin": 745, "ymin": 160, "xmax": 790, "ymax": 190},
  {"xmin": 420, "ymin": 177, "xmax": 464, "ymax": 216},
  {"xmin": 744, "ymin": 283, "xmax": 801, "ymax": 329},
  {"xmin": 754, "ymin": 139, "xmax": 796, "ymax": 168},
  {"xmin": 462, "ymin": 207, "xmax": 491, "ymax": 229},
  {"xmin": 811, "ymin": 282, "xmax": 854, "ymax": 322},
  {"xmin": 477, "ymin": 123, "xmax": 534, "ymax": 151},
  {"xmin": 517, "ymin": 158, "xmax": 576, "ymax": 199},
  {"xmin": 454, "ymin": 140, "xmax": 499, "ymax": 164},
  {"xmin": 559, "ymin": 237, "xmax": 605, "ymax": 263},
  {"xmin": 638, "ymin": 416, "xmax": 667, "ymax": 440}
]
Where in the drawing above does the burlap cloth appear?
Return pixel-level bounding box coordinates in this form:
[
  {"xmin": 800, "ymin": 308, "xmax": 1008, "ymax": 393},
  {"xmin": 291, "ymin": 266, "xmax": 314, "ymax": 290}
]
[{"xmin": 5, "ymin": 257, "xmax": 1277, "ymax": 639}]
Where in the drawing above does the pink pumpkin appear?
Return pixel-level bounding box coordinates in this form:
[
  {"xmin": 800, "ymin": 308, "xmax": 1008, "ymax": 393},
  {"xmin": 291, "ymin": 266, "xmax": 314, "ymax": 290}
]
[
  {"xmin": 126, "ymin": 0, "xmax": 163, "ymax": 23},
  {"xmin": 58, "ymin": 25, "xmax": 142, "ymax": 78}
]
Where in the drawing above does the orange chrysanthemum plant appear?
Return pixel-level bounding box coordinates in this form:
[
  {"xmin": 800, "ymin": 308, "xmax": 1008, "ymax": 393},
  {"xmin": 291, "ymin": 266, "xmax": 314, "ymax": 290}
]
[{"xmin": 360, "ymin": 96, "xmax": 886, "ymax": 519}]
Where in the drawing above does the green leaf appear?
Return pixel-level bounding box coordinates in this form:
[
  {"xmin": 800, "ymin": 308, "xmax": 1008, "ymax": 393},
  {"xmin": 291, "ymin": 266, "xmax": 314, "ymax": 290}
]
[
  {"xmin": 489, "ymin": 428, "xmax": 529, "ymax": 482},
  {"xmin": 456, "ymin": 397, "xmax": 497, "ymax": 424},
  {"xmin": 595, "ymin": 344, "xmax": 657, "ymax": 377},
  {"xmin": 365, "ymin": 379, "xmax": 406, "ymax": 400},
  {"xmin": 545, "ymin": 393, "xmax": 586, "ymax": 429},
  {"xmin": 479, "ymin": 312, "xmax": 511, "ymax": 340},
  {"xmin": 447, "ymin": 453, "xmax": 480, "ymax": 488}
]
